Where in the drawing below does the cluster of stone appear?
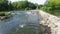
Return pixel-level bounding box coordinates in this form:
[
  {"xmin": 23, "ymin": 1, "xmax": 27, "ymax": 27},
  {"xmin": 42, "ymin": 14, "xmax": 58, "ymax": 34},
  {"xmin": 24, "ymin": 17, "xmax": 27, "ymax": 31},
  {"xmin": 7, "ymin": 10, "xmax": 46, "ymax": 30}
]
[{"xmin": 39, "ymin": 10, "xmax": 60, "ymax": 34}]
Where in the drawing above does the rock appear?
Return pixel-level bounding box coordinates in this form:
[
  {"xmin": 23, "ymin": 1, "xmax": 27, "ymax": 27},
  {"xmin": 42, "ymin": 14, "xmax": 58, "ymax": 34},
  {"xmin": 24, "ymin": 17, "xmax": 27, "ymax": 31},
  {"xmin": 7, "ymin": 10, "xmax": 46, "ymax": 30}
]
[{"xmin": 0, "ymin": 16, "xmax": 8, "ymax": 20}]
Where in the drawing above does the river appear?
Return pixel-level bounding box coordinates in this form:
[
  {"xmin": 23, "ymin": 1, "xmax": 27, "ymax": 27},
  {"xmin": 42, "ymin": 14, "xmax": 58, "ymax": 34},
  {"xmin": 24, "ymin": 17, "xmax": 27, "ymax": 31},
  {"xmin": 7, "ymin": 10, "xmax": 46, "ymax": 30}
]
[{"xmin": 0, "ymin": 10, "xmax": 40, "ymax": 34}]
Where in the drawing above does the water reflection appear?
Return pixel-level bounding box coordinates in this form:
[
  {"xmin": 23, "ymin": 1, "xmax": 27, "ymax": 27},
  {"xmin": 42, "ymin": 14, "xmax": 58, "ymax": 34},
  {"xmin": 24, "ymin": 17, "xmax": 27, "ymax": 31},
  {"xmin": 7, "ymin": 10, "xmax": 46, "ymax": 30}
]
[{"xmin": 0, "ymin": 10, "xmax": 40, "ymax": 34}]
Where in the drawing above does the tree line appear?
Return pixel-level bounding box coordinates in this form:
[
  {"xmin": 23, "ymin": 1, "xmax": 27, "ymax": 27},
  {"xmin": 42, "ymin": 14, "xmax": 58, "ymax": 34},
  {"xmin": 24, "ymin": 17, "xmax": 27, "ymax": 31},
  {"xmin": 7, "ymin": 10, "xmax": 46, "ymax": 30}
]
[{"xmin": 0, "ymin": 0, "xmax": 38, "ymax": 11}]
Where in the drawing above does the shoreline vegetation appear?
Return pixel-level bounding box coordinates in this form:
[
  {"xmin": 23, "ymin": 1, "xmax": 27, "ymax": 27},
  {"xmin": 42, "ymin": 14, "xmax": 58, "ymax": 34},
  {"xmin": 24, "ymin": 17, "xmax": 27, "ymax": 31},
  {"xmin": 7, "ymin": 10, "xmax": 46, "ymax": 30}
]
[
  {"xmin": 0, "ymin": 12, "xmax": 12, "ymax": 20},
  {"xmin": 0, "ymin": 0, "xmax": 60, "ymax": 34},
  {"xmin": 0, "ymin": 0, "xmax": 38, "ymax": 11},
  {"xmin": 0, "ymin": 0, "xmax": 60, "ymax": 20},
  {"xmin": 0, "ymin": 0, "xmax": 38, "ymax": 20}
]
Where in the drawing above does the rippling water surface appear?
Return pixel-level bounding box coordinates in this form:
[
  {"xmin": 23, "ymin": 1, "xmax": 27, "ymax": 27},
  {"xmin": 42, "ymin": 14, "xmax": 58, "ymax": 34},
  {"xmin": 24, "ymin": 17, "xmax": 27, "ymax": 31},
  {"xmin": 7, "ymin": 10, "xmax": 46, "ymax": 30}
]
[{"xmin": 0, "ymin": 10, "xmax": 40, "ymax": 34}]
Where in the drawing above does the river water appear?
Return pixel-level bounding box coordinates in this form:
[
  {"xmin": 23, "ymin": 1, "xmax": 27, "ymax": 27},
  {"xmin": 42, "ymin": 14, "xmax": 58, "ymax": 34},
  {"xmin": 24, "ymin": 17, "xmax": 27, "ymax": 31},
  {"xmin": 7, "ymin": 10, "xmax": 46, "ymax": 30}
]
[{"xmin": 0, "ymin": 10, "xmax": 40, "ymax": 34}]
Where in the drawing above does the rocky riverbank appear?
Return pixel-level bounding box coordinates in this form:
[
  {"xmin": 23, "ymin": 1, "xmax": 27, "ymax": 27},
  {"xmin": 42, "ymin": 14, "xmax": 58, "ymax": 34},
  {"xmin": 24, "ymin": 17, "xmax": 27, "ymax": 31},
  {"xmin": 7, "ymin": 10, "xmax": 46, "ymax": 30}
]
[{"xmin": 39, "ymin": 10, "xmax": 60, "ymax": 34}]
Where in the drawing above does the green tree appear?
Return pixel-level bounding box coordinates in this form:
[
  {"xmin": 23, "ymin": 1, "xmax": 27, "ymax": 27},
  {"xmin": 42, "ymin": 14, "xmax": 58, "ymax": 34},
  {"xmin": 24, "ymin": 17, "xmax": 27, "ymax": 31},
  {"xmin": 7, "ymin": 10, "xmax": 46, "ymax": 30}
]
[
  {"xmin": 46, "ymin": 0, "xmax": 60, "ymax": 10},
  {"xmin": 43, "ymin": 0, "xmax": 60, "ymax": 15},
  {"xmin": 0, "ymin": 0, "xmax": 9, "ymax": 11}
]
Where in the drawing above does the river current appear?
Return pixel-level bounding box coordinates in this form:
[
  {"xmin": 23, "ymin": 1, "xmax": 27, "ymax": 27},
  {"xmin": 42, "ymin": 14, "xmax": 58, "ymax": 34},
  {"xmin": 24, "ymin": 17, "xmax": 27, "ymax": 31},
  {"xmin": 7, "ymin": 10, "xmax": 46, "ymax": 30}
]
[{"xmin": 0, "ymin": 10, "xmax": 40, "ymax": 34}]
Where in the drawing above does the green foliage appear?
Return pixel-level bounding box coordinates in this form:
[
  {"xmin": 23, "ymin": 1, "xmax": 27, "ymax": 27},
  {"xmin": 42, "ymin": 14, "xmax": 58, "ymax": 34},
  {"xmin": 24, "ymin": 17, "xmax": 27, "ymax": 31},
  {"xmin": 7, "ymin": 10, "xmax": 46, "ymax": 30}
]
[
  {"xmin": 0, "ymin": 0, "xmax": 14, "ymax": 11},
  {"xmin": 0, "ymin": 0, "xmax": 37, "ymax": 11},
  {"xmin": 12, "ymin": 1, "xmax": 37, "ymax": 10},
  {"xmin": 42, "ymin": 0, "xmax": 60, "ymax": 15},
  {"xmin": 45, "ymin": 0, "xmax": 60, "ymax": 10},
  {"xmin": 48, "ymin": 0, "xmax": 60, "ymax": 6},
  {"xmin": 38, "ymin": 5, "xmax": 43, "ymax": 9},
  {"xmin": 0, "ymin": 0, "xmax": 8, "ymax": 11},
  {"xmin": 0, "ymin": 12, "xmax": 5, "ymax": 16}
]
